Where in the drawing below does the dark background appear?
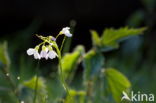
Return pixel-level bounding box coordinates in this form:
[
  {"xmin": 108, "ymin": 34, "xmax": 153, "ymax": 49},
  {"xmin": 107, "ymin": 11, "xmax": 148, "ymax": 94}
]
[{"xmin": 0, "ymin": 0, "xmax": 143, "ymax": 50}]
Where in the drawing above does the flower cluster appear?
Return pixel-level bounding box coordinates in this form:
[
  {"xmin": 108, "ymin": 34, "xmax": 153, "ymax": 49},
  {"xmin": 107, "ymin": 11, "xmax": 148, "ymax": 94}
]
[
  {"xmin": 27, "ymin": 45, "xmax": 58, "ymax": 60},
  {"xmin": 27, "ymin": 27, "xmax": 72, "ymax": 60}
]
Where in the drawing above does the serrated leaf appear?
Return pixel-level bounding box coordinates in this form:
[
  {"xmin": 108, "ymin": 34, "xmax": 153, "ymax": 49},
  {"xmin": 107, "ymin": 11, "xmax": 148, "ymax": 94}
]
[
  {"xmin": 101, "ymin": 27, "xmax": 146, "ymax": 50},
  {"xmin": 105, "ymin": 68, "xmax": 131, "ymax": 103},
  {"xmin": 0, "ymin": 42, "xmax": 10, "ymax": 67},
  {"xmin": 61, "ymin": 45, "xmax": 85, "ymax": 79},
  {"xmin": 83, "ymin": 50, "xmax": 104, "ymax": 81},
  {"xmin": 90, "ymin": 30, "xmax": 101, "ymax": 46},
  {"xmin": 89, "ymin": 27, "xmax": 146, "ymax": 52}
]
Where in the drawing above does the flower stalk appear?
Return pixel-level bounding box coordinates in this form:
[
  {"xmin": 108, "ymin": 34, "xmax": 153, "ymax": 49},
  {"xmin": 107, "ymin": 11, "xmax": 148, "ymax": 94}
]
[
  {"xmin": 52, "ymin": 42, "xmax": 70, "ymax": 94},
  {"xmin": 26, "ymin": 27, "xmax": 73, "ymax": 102}
]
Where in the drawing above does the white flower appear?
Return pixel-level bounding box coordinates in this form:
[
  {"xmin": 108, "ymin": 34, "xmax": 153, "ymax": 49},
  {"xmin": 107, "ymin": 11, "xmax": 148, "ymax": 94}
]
[
  {"xmin": 33, "ymin": 50, "xmax": 41, "ymax": 59},
  {"xmin": 40, "ymin": 50, "xmax": 48, "ymax": 59},
  {"xmin": 27, "ymin": 47, "xmax": 41, "ymax": 60},
  {"xmin": 47, "ymin": 50, "xmax": 58, "ymax": 59},
  {"xmin": 60, "ymin": 27, "xmax": 72, "ymax": 37},
  {"xmin": 27, "ymin": 48, "xmax": 35, "ymax": 55},
  {"xmin": 40, "ymin": 46, "xmax": 48, "ymax": 59}
]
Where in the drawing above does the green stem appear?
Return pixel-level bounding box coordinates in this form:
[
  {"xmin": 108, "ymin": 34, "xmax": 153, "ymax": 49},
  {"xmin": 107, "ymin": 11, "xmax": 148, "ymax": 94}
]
[
  {"xmin": 60, "ymin": 36, "xmax": 66, "ymax": 53},
  {"xmin": 33, "ymin": 61, "xmax": 40, "ymax": 103},
  {"xmin": 55, "ymin": 34, "xmax": 60, "ymax": 40},
  {"xmin": 51, "ymin": 35, "xmax": 73, "ymax": 101},
  {"xmin": 38, "ymin": 41, "xmax": 46, "ymax": 47},
  {"xmin": 53, "ymin": 42, "xmax": 71, "ymax": 97}
]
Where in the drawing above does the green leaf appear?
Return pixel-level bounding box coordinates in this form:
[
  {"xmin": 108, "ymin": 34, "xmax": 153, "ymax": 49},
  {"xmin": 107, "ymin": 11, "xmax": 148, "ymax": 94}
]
[
  {"xmin": 65, "ymin": 89, "xmax": 86, "ymax": 103},
  {"xmin": 90, "ymin": 30, "xmax": 101, "ymax": 46},
  {"xmin": 23, "ymin": 76, "xmax": 46, "ymax": 90},
  {"xmin": 83, "ymin": 50, "xmax": 104, "ymax": 81},
  {"xmin": 23, "ymin": 76, "xmax": 47, "ymax": 103},
  {"xmin": 90, "ymin": 27, "xmax": 146, "ymax": 52},
  {"xmin": 0, "ymin": 42, "xmax": 10, "ymax": 67},
  {"xmin": 46, "ymin": 78, "xmax": 64, "ymax": 102},
  {"xmin": 101, "ymin": 27, "xmax": 146, "ymax": 50},
  {"xmin": 61, "ymin": 45, "xmax": 85, "ymax": 79},
  {"xmin": 104, "ymin": 68, "xmax": 131, "ymax": 103}
]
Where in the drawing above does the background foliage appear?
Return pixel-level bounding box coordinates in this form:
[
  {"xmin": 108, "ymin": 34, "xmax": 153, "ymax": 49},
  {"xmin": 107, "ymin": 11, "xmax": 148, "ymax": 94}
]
[
  {"xmin": 0, "ymin": 0, "xmax": 156, "ymax": 103},
  {"xmin": 0, "ymin": 26, "xmax": 146, "ymax": 103}
]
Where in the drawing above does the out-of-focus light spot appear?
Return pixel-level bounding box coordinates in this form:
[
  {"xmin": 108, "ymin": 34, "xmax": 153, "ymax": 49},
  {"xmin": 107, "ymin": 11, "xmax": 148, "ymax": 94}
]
[
  {"xmin": 21, "ymin": 101, "xmax": 24, "ymax": 103},
  {"xmin": 46, "ymin": 95, "xmax": 48, "ymax": 99},
  {"xmin": 17, "ymin": 76, "xmax": 20, "ymax": 80},
  {"xmin": 6, "ymin": 73, "xmax": 9, "ymax": 76}
]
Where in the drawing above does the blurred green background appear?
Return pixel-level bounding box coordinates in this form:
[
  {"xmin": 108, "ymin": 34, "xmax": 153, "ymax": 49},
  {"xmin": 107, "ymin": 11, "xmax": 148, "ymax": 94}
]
[{"xmin": 0, "ymin": 0, "xmax": 156, "ymax": 103}]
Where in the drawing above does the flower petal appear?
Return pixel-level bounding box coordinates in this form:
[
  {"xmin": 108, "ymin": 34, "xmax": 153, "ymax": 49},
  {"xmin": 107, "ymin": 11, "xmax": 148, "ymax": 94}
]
[
  {"xmin": 48, "ymin": 51, "xmax": 58, "ymax": 59},
  {"xmin": 60, "ymin": 27, "xmax": 72, "ymax": 37},
  {"xmin": 34, "ymin": 51, "xmax": 41, "ymax": 59},
  {"xmin": 40, "ymin": 50, "xmax": 48, "ymax": 58},
  {"xmin": 27, "ymin": 48, "xmax": 35, "ymax": 55},
  {"xmin": 65, "ymin": 33, "xmax": 72, "ymax": 37}
]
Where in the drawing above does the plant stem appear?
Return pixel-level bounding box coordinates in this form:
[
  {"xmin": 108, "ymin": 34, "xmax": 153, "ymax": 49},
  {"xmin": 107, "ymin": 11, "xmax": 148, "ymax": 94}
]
[
  {"xmin": 53, "ymin": 42, "xmax": 71, "ymax": 98},
  {"xmin": 60, "ymin": 36, "xmax": 66, "ymax": 53},
  {"xmin": 55, "ymin": 34, "xmax": 60, "ymax": 40},
  {"xmin": 33, "ymin": 61, "xmax": 40, "ymax": 103}
]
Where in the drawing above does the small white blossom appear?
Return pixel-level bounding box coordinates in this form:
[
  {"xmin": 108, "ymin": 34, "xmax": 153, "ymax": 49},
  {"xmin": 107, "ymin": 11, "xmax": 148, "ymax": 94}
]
[
  {"xmin": 60, "ymin": 27, "xmax": 72, "ymax": 37},
  {"xmin": 33, "ymin": 50, "xmax": 41, "ymax": 59},
  {"xmin": 27, "ymin": 48, "xmax": 35, "ymax": 55},
  {"xmin": 47, "ymin": 50, "xmax": 58, "ymax": 59},
  {"xmin": 40, "ymin": 46, "xmax": 48, "ymax": 59},
  {"xmin": 27, "ymin": 46, "xmax": 41, "ymax": 60}
]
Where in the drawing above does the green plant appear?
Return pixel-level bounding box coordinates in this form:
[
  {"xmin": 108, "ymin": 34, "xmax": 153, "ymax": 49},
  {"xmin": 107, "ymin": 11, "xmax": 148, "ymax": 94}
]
[{"xmin": 0, "ymin": 26, "xmax": 146, "ymax": 103}]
